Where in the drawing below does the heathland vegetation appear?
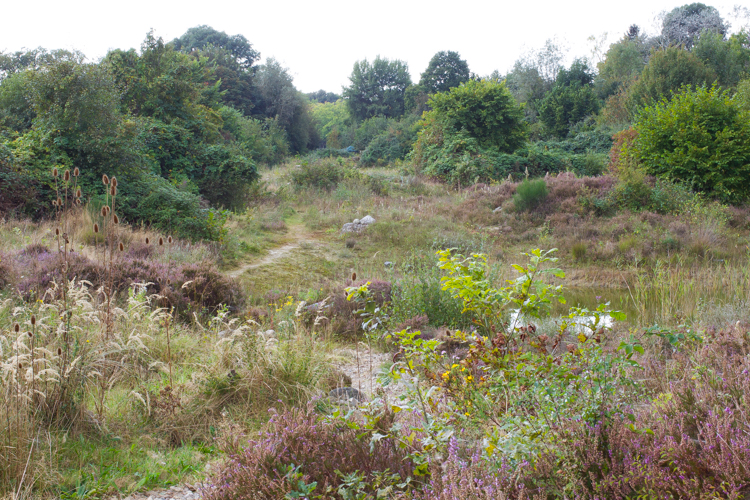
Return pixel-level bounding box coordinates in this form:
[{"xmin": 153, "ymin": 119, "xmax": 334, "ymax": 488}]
[{"xmin": 3, "ymin": 4, "xmax": 750, "ymax": 499}]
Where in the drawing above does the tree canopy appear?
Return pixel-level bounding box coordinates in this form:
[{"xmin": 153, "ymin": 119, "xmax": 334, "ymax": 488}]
[
  {"xmin": 419, "ymin": 51, "xmax": 471, "ymax": 94},
  {"xmin": 343, "ymin": 56, "xmax": 411, "ymax": 122}
]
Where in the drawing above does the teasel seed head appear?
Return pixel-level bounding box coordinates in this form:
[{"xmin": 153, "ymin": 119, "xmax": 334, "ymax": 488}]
[
  {"xmin": 101, "ymin": 206, "xmax": 107, "ymax": 217},
  {"xmin": 52, "ymin": 199, "xmax": 57, "ymax": 207},
  {"xmin": 55, "ymin": 228, "xmax": 60, "ymax": 236},
  {"xmin": 167, "ymin": 235, "xmax": 172, "ymax": 244},
  {"xmin": 76, "ymin": 187, "xmax": 82, "ymax": 198},
  {"xmin": 110, "ymin": 185, "xmax": 117, "ymax": 196},
  {"xmin": 102, "ymin": 174, "xmax": 109, "ymax": 185},
  {"xmin": 119, "ymin": 242, "xmax": 124, "ymax": 252},
  {"xmin": 57, "ymin": 347, "xmax": 62, "ymax": 356},
  {"xmin": 52, "ymin": 167, "xmax": 59, "ymax": 178},
  {"xmin": 93, "ymin": 223, "xmax": 99, "ymax": 234},
  {"xmin": 57, "ymin": 197, "xmax": 62, "ymax": 206},
  {"xmin": 64, "ymin": 170, "xmax": 70, "ymax": 181},
  {"xmin": 111, "ymin": 177, "xmax": 117, "ymax": 187},
  {"xmin": 145, "ymin": 237, "xmax": 150, "ymax": 245},
  {"xmin": 158, "ymin": 237, "xmax": 164, "ymax": 246},
  {"xmin": 14, "ymin": 323, "xmax": 20, "ymax": 333},
  {"xmin": 27, "ymin": 331, "xmax": 32, "ymax": 338},
  {"xmin": 31, "ymin": 315, "xmax": 36, "ymax": 326},
  {"xmin": 351, "ymin": 272, "xmax": 357, "ymax": 282},
  {"xmin": 73, "ymin": 167, "xmax": 79, "ymax": 177},
  {"xmin": 113, "ymin": 214, "xmax": 119, "ymax": 224}
]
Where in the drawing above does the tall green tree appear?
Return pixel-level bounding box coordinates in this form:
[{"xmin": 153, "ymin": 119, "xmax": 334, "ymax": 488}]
[
  {"xmin": 254, "ymin": 58, "xmax": 318, "ymax": 153},
  {"xmin": 625, "ymin": 46, "xmax": 716, "ymax": 116},
  {"xmin": 693, "ymin": 31, "xmax": 750, "ymax": 88},
  {"xmin": 343, "ymin": 56, "xmax": 411, "ymax": 121},
  {"xmin": 171, "ymin": 25, "xmax": 259, "ymax": 70},
  {"xmin": 538, "ymin": 59, "xmax": 599, "ymax": 137},
  {"xmin": 419, "ymin": 51, "xmax": 470, "ymax": 94},
  {"xmin": 595, "ymin": 36, "xmax": 648, "ymax": 98}
]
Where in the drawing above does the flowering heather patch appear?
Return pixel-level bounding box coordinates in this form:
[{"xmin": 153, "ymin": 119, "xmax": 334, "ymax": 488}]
[
  {"xmin": 204, "ymin": 406, "xmax": 415, "ymax": 500},
  {"xmin": 11, "ymin": 246, "xmax": 243, "ymax": 319}
]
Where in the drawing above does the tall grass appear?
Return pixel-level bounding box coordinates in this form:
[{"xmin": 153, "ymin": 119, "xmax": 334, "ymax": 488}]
[{"xmin": 627, "ymin": 257, "xmax": 750, "ymax": 327}]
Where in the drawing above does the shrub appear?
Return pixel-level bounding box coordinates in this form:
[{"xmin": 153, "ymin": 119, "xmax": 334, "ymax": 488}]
[
  {"xmin": 513, "ymin": 178, "xmax": 548, "ymax": 212},
  {"xmin": 289, "ymin": 158, "xmax": 348, "ymax": 191},
  {"xmin": 204, "ymin": 406, "xmax": 415, "ymax": 500},
  {"xmin": 427, "ymin": 79, "xmax": 527, "ymax": 151},
  {"xmin": 635, "ymin": 85, "xmax": 750, "ymax": 204},
  {"xmin": 14, "ymin": 247, "xmax": 243, "ymax": 319},
  {"xmin": 121, "ymin": 174, "xmax": 229, "ymax": 241},
  {"xmin": 360, "ymin": 114, "xmax": 419, "ymax": 166},
  {"xmin": 571, "ymin": 242, "xmax": 587, "ymax": 261}
]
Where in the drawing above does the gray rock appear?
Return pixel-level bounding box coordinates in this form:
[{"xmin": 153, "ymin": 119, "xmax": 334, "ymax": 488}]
[
  {"xmin": 341, "ymin": 215, "xmax": 376, "ymax": 233},
  {"xmin": 384, "ymin": 261, "xmax": 394, "ymax": 268},
  {"xmin": 329, "ymin": 386, "xmax": 366, "ymax": 403},
  {"xmin": 493, "ymin": 207, "xmax": 502, "ymax": 213}
]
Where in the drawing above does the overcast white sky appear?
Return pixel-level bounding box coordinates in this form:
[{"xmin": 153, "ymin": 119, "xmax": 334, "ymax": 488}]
[{"xmin": 1, "ymin": 1, "xmax": 747, "ymax": 93}]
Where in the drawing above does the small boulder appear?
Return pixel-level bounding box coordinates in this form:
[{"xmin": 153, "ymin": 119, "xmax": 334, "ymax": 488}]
[{"xmin": 328, "ymin": 386, "xmax": 367, "ymax": 404}]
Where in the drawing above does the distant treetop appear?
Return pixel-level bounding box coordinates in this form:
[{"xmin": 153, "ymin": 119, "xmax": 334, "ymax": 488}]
[
  {"xmin": 419, "ymin": 51, "xmax": 471, "ymax": 94},
  {"xmin": 172, "ymin": 25, "xmax": 259, "ymax": 70}
]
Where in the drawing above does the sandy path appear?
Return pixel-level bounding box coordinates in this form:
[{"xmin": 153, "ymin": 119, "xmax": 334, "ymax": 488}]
[{"xmin": 227, "ymin": 223, "xmax": 318, "ymax": 278}]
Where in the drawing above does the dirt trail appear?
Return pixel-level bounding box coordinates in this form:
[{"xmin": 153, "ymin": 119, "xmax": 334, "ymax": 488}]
[{"xmin": 227, "ymin": 223, "xmax": 318, "ymax": 278}]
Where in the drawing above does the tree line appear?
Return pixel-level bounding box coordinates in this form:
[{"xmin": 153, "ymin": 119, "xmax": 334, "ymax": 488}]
[{"xmin": 1, "ymin": 3, "xmax": 750, "ymax": 239}]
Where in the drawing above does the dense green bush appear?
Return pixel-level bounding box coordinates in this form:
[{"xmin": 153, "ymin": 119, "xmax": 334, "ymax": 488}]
[
  {"xmin": 513, "ymin": 178, "xmax": 548, "ymax": 211},
  {"xmin": 538, "ymin": 83, "xmax": 600, "ymax": 138},
  {"xmin": 289, "ymin": 158, "xmax": 349, "ymax": 191},
  {"xmin": 360, "ymin": 114, "xmax": 419, "ymax": 166},
  {"xmin": 635, "ymin": 85, "xmax": 750, "ymax": 203},
  {"xmin": 121, "ymin": 174, "xmax": 228, "ymax": 241},
  {"xmin": 427, "ymin": 79, "xmax": 527, "ymax": 151}
]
